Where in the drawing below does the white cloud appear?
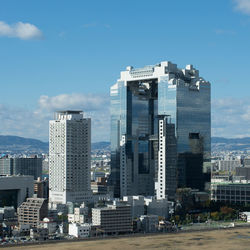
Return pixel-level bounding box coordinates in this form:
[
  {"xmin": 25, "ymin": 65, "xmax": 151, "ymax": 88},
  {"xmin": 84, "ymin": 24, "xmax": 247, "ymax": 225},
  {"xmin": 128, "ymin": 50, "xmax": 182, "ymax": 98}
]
[
  {"xmin": 0, "ymin": 21, "xmax": 43, "ymax": 40},
  {"xmin": 38, "ymin": 93, "xmax": 109, "ymax": 112},
  {"xmin": 36, "ymin": 93, "xmax": 110, "ymax": 142},
  {"xmin": 215, "ymin": 29, "xmax": 236, "ymax": 35},
  {"xmin": 0, "ymin": 93, "xmax": 110, "ymax": 142},
  {"xmin": 2, "ymin": 94, "xmax": 250, "ymax": 142},
  {"xmin": 212, "ymin": 97, "xmax": 250, "ymax": 138},
  {"xmin": 233, "ymin": 0, "xmax": 250, "ymax": 15}
]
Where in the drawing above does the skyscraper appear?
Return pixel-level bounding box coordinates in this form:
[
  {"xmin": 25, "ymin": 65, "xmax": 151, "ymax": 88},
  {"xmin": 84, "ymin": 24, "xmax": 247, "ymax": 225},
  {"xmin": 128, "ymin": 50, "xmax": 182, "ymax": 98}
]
[
  {"xmin": 49, "ymin": 111, "xmax": 92, "ymax": 204},
  {"xmin": 110, "ymin": 61, "xmax": 210, "ymax": 198}
]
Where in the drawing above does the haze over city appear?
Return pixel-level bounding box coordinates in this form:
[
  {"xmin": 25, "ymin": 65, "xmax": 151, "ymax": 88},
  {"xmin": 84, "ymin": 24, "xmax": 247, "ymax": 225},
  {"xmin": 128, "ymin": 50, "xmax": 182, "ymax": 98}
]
[{"xmin": 1, "ymin": 0, "xmax": 250, "ymax": 142}]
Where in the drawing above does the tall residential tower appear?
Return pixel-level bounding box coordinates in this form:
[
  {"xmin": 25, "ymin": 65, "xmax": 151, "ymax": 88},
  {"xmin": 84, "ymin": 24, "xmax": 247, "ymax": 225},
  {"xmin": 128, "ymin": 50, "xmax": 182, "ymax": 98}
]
[
  {"xmin": 49, "ymin": 111, "xmax": 92, "ymax": 204},
  {"xmin": 110, "ymin": 61, "xmax": 210, "ymax": 198}
]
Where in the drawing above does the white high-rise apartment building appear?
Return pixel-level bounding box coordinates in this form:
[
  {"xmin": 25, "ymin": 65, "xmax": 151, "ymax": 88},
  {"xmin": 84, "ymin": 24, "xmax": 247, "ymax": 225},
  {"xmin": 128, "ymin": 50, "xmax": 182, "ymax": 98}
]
[{"xmin": 49, "ymin": 111, "xmax": 92, "ymax": 204}]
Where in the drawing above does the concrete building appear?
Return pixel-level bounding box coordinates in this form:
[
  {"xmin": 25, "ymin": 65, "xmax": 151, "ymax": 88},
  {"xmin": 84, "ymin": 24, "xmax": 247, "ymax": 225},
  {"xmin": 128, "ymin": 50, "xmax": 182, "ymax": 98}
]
[
  {"xmin": 123, "ymin": 196, "xmax": 144, "ymax": 218},
  {"xmin": 145, "ymin": 197, "xmax": 169, "ymax": 219},
  {"xmin": 0, "ymin": 157, "xmax": 42, "ymax": 179},
  {"xmin": 218, "ymin": 160, "xmax": 241, "ymax": 172},
  {"xmin": 39, "ymin": 217, "xmax": 57, "ymax": 234},
  {"xmin": 140, "ymin": 215, "xmax": 158, "ymax": 233},
  {"xmin": 68, "ymin": 204, "xmax": 89, "ymax": 224},
  {"xmin": 0, "ymin": 175, "xmax": 34, "ymax": 208},
  {"xmin": 34, "ymin": 177, "xmax": 49, "ymax": 199},
  {"xmin": 91, "ymin": 177, "xmax": 107, "ymax": 194},
  {"xmin": 30, "ymin": 228, "xmax": 48, "ymax": 241},
  {"xmin": 236, "ymin": 167, "xmax": 250, "ymax": 180},
  {"xmin": 18, "ymin": 198, "xmax": 48, "ymax": 227},
  {"xmin": 68, "ymin": 223, "xmax": 91, "ymax": 238},
  {"xmin": 110, "ymin": 61, "xmax": 210, "ymax": 198},
  {"xmin": 211, "ymin": 178, "xmax": 250, "ymax": 204},
  {"xmin": 0, "ymin": 206, "xmax": 15, "ymax": 220},
  {"xmin": 92, "ymin": 202, "xmax": 132, "ymax": 234},
  {"xmin": 49, "ymin": 111, "xmax": 92, "ymax": 204}
]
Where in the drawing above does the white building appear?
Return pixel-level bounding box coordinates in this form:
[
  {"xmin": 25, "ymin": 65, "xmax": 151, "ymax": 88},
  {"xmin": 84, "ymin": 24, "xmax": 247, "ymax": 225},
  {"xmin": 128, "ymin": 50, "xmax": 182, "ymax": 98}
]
[
  {"xmin": 68, "ymin": 205, "xmax": 89, "ymax": 224},
  {"xmin": 155, "ymin": 116, "xmax": 177, "ymax": 201},
  {"xmin": 49, "ymin": 111, "xmax": 92, "ymax": 204},
  {"xmin": 68, "ymin": 223, "xmax": 91, "ymax": 238}
]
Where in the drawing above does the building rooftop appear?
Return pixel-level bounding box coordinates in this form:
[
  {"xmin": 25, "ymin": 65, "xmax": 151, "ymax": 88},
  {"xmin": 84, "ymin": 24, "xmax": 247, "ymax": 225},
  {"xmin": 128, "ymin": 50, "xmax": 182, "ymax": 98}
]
[{"xmin": 56, "ymin": 110, "xmax": 83, "ymax": 114}]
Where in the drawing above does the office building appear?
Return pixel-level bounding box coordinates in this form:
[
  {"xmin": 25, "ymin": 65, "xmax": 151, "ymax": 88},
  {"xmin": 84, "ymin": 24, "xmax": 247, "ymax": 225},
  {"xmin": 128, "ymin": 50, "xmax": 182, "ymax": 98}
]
[
  {"xmin": 211, "ymin": 177, "xmax": 250, "ymax": 204},
  {"xmin": 218, "ymin": 160, "xmax": 241, "ymax": 172},
  {"xmin": 110, "ymin": 61, "xmax": 210, "ymax": 197},
  {"xmin": 0, "ymin": 157, "xmax": 42, "ymax": 179},
  {"xmin": 92, "ymin": 202, "xmax": 132, "ymax": 234},
  {"xmin": 18, "ymin": 198, "xmax": 48, "ymax": 227},
  {"xmin": 140, "ymin": 215, "xmax": 158, "ymax": 233},
  {"xmin": 0, "ymin": 175, "xmax": 34, "ymax": 208},
  {"xmin": 123, "ymin": 195, "xmax": 144, "ymax": 218},
  {"xmin": 145, "ymin": 197, "xmax": 169, "ymax": 219},
  {"xmin": 34, "ymin": 177, "xmax": 49, "ymax": 198},
  {"xmin": 236, "ymin": 167, "xmax": 250, "ymax": 180},
  {"xmin": 49, "ymin": 111, "xmax": 92, "ymax": 204}
]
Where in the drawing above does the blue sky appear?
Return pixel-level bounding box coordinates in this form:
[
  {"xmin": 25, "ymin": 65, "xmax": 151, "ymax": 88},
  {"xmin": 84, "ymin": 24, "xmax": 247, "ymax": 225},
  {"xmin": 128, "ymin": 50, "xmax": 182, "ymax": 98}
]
[{"xmin": 0, "ymin": 0, "xmax": 250, "ymax": 141}]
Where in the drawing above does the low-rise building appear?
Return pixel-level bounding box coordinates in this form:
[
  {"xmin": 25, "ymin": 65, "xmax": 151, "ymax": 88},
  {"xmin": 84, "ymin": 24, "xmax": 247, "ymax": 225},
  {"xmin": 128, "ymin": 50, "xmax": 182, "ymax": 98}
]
[
  {"xmin": 0, "ymin": 206, "xmax": 15, "ymax": 220},
  {"xmin": 145, "ymin": 197, "xmax": 169, "ymax": 219},
  {"xmin": 68, "ymin": 205, "xmax": 89, "ymax": 224},
  {"xmin": 123, "ymin": 196, "xmax": 144, "ymax": 218},
  {"xmin": 30, "ymin": 228, "xmax": 48, "ymax": 241},
  {"xmin": 218, "ymin": 160, "xmax": 241, "ymax": 172},
  {"xmin": 39, "ymin": 217, "xmax": 57, "ymax": 234},
  {"xmin": 211, "ymin": 178, "xmax": 250, "ymax": 204},
  {"xmin": 140, "ymin": 215, "xmax": 158, "ymax": 233},
  {"xmin": 68, "ymin": 223, "xmax": 91, "ymax": 238},
  {"xmin": 92, "ymin": 202, "xmax": 132, "ymax": 234},
  {"xmin": 18, "ymin": 198, "xmax": 48, "ymax": 227}
]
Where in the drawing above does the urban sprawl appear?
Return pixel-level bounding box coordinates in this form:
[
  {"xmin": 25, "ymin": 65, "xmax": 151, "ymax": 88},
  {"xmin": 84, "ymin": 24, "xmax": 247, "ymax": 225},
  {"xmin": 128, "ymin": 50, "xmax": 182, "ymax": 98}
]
[{"xmin": 1, "ymin": 61, "xmax": 250, "ymax": 244}]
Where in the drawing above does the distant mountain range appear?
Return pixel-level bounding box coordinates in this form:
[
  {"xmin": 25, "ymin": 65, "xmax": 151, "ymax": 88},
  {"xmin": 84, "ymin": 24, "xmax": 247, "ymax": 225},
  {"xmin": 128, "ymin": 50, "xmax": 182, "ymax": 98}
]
[
  {"xmin": 0, "ymin": 135, "xmax": 110, "ymax": 154},
  {"xmin": 211, "ymin": 137, "xmax": 250, "ymax": 151},
  {"xmin": 1, "ymin": 135, "xmax": 250, "ymax": 154},
  {"xmin": 0, "ymin": 135, "xmax": 49, "ymax": 154}
]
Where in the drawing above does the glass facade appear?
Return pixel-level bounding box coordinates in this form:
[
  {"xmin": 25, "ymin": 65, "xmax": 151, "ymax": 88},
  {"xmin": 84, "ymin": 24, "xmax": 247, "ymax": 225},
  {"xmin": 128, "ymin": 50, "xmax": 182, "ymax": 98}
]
[{"xmin": 110, "ymin": 62, "xmax": 211, "ymax": 197}]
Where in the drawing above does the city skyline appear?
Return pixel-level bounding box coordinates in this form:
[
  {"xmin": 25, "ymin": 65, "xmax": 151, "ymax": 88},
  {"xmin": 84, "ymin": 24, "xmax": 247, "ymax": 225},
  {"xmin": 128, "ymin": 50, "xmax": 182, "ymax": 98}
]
[{"xmin": 1, "ymin": 0, "xmax": 250, "ymax": 142}]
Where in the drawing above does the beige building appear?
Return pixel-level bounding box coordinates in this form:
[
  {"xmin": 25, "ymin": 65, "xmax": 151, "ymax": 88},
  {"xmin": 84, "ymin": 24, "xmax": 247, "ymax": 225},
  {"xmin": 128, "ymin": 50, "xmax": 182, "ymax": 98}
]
[{"xmin": 18, "ymin": 198, "xmax": 48, "ymax": 227}]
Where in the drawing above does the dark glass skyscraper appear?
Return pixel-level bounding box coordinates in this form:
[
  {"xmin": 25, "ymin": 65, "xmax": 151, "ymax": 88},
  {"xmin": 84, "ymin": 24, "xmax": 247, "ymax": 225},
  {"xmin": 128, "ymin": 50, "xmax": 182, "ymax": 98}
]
[{"xmin": 110, "ymin": 61, "xmax": 210, "ymax": 198}]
